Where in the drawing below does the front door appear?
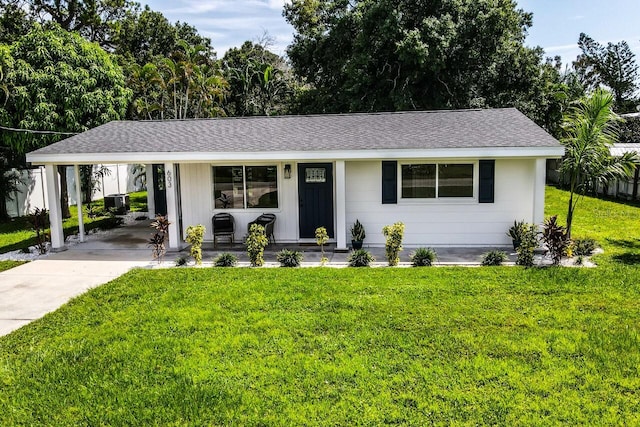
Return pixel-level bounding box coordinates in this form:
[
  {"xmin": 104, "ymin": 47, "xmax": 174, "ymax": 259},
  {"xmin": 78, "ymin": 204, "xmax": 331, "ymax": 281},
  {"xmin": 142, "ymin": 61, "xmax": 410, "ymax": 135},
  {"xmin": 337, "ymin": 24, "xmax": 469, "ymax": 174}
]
[
  {"xmin": 298, "ymin": 163, "xmax": 334, "ymax": 238},
  {"xmin": 152, "ymin": 164, "xmax": 167, "ymax": 215}
]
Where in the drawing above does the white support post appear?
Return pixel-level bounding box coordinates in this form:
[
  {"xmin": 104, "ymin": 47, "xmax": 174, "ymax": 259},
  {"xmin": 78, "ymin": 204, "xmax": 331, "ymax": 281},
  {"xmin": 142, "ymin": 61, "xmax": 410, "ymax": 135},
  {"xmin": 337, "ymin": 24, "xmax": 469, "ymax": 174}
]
[
  {"xmin": 335, "ymin": 160, "xmax": 348, "ymax": 250},
  {"xmin": 45, "ymin": 164, "xmax": 66, "ymax": 250},
  {"xmin": 145, "ymin": 164, "xmax": 155, "ymax": 216},
  {"xmin": 533, "ymin": 158, "xmax": 546, "ymax": 225},
  {"xmin": 164, "ymin": 163, "xmax": 180, "ymax": 250},
  {"xmin": 73, "ymin": 164, "xmax": 85, "ymax": 242}
]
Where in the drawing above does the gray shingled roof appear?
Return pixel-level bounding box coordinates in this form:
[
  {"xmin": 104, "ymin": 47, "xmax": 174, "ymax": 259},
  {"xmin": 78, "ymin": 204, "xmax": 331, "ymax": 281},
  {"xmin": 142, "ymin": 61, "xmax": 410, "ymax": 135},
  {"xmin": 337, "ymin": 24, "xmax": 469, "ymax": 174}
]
[{"xmin": 28, "ymin": 108, "xmax": 560, "ymax": 156}]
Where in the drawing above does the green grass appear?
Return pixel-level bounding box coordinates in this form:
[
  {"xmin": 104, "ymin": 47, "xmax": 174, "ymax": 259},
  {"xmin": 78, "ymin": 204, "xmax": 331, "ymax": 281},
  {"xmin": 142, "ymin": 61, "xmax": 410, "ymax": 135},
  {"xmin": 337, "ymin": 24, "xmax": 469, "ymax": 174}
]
[
  {"xmin": 1, "ymin": 267, "xmax": 638, "ymax": 425},
  {"xmin": 0, "ymin": 191, "xmax": 148, "ymax": 254},
  {"xmin": 0, "ymin": 260, "xmax": 24, "ymax": 272},
  {"xmin": 0, "ymin": 186, "xmax": 639, "ymax": 424},
  {"xmin": 545, "ymin": 186, "xmax": 640, "ymax": 266}
]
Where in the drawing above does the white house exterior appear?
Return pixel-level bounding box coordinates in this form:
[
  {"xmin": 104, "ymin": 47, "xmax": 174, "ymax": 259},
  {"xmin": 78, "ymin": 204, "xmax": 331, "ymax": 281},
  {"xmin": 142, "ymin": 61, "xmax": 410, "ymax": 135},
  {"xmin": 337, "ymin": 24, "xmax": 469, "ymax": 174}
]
[{"xmin": 26, "ymin": 108, "xmax": 564, "ymax": 251}]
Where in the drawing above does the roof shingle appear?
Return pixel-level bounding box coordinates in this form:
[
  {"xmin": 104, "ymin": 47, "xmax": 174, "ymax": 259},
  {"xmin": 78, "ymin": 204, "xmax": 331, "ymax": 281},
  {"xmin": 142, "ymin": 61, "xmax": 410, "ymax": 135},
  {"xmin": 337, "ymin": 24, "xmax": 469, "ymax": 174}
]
[{"xmin": 28, "ymin": 108, "xmax": 561, "ymax": 156}]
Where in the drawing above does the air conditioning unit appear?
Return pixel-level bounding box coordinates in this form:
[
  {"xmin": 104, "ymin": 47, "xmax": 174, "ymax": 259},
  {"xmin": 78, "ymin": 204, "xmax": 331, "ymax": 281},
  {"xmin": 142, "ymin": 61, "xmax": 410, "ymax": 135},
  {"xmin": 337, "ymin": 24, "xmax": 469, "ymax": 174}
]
[{"xmin": 104, "ymin": 193, "xmax": 130, "ymax": 214}]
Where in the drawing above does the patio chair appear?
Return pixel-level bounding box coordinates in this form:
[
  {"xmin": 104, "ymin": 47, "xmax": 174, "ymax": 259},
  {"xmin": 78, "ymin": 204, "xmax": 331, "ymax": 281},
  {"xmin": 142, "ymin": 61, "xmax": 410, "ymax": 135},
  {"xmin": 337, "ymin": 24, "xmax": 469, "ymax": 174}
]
[
  {"xmin": 212, "ymin": 213, "xmax": 235, "ymax": 247},
  {"xmin": 248, "ymin": 213, "xmax": 276, "ymax": 244}
]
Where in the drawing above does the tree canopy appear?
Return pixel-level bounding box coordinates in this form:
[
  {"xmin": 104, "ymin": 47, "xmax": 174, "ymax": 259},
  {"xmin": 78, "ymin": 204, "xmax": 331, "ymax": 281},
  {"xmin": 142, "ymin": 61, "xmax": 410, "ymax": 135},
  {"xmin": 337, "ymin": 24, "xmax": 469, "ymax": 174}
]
[
  {"xmin": 0, "ymin": 24, "xmax": 131, "ymax": 218},
  {"xmin": 29, "ymin": 0, "xmax": 137, "ymax": 47},
  {"xmin": 113, "ymin": 5, "xmax": 213, "ymax": 66},
  {"xmin": 222, "ymin": 40, "xmax": 295, "ymax": 116},
  {"xmin": 0, "ymin": 24, "xmax": 131, "ymax": 154},
  {"xmin": 574, "ymin": 33, "xmax": 639, "ymax": 113},
  {"xmin": 284, "ymin": 0, "xmax": 559, "ymax": 117}
]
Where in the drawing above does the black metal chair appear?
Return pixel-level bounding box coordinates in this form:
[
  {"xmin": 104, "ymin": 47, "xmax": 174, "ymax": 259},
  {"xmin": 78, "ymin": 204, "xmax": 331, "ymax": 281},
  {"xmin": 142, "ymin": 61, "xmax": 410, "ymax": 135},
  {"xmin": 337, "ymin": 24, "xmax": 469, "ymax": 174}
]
[
  {"xmin": 248, "ymin": 213, "xmax": 276, "ymax": 244},
  {"xmin": 212, "ymin": 213, "xmax": 235, "ymax": 247}
]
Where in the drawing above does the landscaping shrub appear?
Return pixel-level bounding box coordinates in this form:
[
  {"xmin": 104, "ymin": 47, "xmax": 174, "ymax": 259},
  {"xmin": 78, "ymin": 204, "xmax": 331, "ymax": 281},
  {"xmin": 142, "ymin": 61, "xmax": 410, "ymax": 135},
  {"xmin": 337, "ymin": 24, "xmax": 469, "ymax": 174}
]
[
  {"xmin": 149, "ymin": 215, "xmax": 170, "ymax": 263},
  {"xmin": 572, "ymin": 238, "xmax": 598, "ymax": 256},
  {"xmin": 506, "ymin": 220, "xmax": 526, "ymax": 249},
  {"xmin": 481, "ymin": 250, "xmax": 508, "ymax": 266},
  {"xmin": 214, "ymin": 252, "xmax": 237, "ymax": 267},
  {"xmin": 541, "ymin": 215, "xmax": 569, "ymax": 265},
  {"xmin": 247, "ymin": 224, "xmax": 268, "ymax": 267},
  {"xmin": 382, "ymin": 222, "xmax": 405, "ymax": 266},
  {"xmin": 350, "ymin": 219, "xmax": 366, "ymax": 249},
  {"xmin": 276, "ymin": 249, "xmax": 303, "ymax": 267},
  {"xmin": 348, "ymin": 249, "xmax": 374, "ymax": 267},
  {"xmin": 174, "ymin": 256, "xmax": 188, "ymax": 267},
  {"xmin": 185, "ymin": 224, "xmax": 206, "ymax": 265},
  {"xmin": 410, "ymin": 247, "xmax": 437, "ymax": 266},
  {"xmin": 516, "ymin": 224, "xmax": 539, "ymax": 267},
  {"xmin": 315, "ymin": 226, "xmax": 329, "ymax": 265},
  {"xmin": 27, "ymin": 208, "xmax": 49, "ymax": 254}
]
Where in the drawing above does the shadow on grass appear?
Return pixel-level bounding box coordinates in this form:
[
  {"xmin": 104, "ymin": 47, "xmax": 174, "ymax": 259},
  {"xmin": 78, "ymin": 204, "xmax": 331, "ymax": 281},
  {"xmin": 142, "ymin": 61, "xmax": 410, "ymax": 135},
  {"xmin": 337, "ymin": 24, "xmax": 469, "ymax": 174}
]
[
  {"xmin": 612, "ymin": 253, "xmax": 640, "ymax": 265},
  {"xmin": 606, "ymin": 238, "xmax": 640, "ymax": 250},
  {"xmin": 550, "ymin": 185, "xmax": 640, "ymax": 208}
]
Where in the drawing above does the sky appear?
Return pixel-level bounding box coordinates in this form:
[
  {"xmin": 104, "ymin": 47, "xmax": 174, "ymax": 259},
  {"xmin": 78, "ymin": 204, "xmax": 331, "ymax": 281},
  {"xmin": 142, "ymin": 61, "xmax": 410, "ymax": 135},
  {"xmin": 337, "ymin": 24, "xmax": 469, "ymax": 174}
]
[{"xmin": 142, "ymin": 0, "xmax": 640, "ymax": 64}]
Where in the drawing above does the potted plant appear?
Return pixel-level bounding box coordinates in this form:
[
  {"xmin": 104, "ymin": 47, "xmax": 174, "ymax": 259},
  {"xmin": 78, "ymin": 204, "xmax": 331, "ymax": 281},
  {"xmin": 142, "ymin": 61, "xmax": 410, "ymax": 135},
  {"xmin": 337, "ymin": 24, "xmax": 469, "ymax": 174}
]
[
  {"xmin": 350, "ymin": 219, "xmax": 366, "ymax": 250},
  {"xmin": 507, "ymin": 220, "xmax": 526, "ymax": 250}
]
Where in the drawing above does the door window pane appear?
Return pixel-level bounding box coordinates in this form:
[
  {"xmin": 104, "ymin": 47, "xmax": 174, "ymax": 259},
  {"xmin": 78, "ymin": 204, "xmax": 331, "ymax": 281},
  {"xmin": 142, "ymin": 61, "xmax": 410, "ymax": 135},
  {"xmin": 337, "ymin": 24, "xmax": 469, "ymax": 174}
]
[
  {"xmin": 438, "ymin": 164, "xmax": 473, "ymax": 197},
  {"xmin": 402, "ymin": 164, "xmax": 436, "ymax": 198},
  {"xmin": 213, "ymin": 166, "xmax": 244, "ymax": 209},
  {"xmin": 305, "ymin": 167, "xmax": 326, "ymax": 183},
  {"xmin": 246, "ymin": 166, "xmax": 278, "ymax": 208}
]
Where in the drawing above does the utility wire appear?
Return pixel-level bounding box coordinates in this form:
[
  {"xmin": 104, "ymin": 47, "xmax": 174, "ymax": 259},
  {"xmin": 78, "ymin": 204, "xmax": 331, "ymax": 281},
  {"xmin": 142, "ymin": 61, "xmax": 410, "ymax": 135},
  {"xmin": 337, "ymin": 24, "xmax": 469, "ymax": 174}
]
[{"xmin": 0, "ymin": 125, "xmax": 79, "ymax": 136}]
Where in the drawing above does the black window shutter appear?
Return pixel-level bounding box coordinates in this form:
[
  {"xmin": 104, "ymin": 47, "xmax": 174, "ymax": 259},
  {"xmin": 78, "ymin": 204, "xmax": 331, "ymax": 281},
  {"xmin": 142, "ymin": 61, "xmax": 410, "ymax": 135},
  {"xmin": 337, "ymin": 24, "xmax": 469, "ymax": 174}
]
[
  {"xmin": 479, "ymin": 160, "xmax": 495, "ymax": 203},
  {"xmin": 382, "ymin": 161, "xmax": 397, "ymax": 204}
]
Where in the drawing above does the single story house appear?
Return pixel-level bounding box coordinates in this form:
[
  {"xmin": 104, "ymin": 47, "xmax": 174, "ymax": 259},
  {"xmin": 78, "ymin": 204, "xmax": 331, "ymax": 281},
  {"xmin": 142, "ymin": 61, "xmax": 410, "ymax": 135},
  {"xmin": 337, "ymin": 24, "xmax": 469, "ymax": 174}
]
[{"xmin": 26, "ymin": 108, "xmax": 564, "ymax": 251}]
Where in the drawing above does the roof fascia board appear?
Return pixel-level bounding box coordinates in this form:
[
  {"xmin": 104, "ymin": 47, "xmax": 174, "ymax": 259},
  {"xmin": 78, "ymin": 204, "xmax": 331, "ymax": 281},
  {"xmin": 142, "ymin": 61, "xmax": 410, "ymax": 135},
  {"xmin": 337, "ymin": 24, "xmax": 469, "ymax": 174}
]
[{"xmin": 27, "ymin": 146, "xmax": 565, "ymax": 165}]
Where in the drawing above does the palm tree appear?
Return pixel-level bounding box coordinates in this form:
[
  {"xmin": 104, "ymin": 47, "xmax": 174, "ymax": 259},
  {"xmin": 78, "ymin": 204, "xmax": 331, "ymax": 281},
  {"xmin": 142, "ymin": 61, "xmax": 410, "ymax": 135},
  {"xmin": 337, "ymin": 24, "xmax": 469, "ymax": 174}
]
[{"xmin": 560, "ymin": 89, "xmax": 638, "ymax": 237}]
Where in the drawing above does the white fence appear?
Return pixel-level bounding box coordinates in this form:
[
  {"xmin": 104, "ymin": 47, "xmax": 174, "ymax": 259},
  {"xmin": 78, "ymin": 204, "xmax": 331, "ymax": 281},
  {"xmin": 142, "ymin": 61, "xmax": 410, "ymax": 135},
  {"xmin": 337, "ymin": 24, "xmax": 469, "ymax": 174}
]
[{"xmin": 5, "ymin": 164, "xmax": 145, "ymax": 218}]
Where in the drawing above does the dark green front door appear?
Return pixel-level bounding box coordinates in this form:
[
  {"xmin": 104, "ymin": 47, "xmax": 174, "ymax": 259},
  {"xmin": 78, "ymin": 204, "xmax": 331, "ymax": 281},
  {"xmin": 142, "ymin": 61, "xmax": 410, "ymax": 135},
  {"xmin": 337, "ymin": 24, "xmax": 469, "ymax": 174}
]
[
  {"xmin": 152, "ymin": 164, "xmax": 167, "ymax": 216},
  {"xmin": 298, "ymin": 163, "xmax": 334, "ymax": 238}
]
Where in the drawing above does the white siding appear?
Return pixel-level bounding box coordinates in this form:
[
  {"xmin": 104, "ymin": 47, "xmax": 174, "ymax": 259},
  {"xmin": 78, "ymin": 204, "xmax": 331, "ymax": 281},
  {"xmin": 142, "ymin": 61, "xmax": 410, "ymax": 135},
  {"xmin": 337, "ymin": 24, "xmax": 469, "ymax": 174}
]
[
  {"xmin": 5, "ymin": 164, "xmax": 145, "ymax": 217},
  {"xmin": 170, "ymin": 158, "xmax": 544, "ymax": 247},
  {"xmin": 344, "ymin": 159, "xmax": 537, "ymax": 247},
  {"xmin": 179, "ymin": 162, "xmax": 300, "ymax": 243}
]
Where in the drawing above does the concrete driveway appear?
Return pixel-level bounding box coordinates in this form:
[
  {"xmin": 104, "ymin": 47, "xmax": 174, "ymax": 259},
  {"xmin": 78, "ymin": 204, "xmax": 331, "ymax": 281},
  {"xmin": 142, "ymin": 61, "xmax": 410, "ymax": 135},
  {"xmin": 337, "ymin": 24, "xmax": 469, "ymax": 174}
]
[{"xmin": 0, "ymin": 254, "xmax": 150, "ymax": 337}]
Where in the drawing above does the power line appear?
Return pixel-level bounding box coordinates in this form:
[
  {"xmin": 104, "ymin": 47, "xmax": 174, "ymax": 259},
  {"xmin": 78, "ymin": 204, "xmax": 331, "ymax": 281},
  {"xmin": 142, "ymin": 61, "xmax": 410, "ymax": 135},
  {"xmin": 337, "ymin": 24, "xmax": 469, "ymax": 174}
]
[{"xmin": 0, "ymin": 125, "xmax": 79, "ymax": 136}]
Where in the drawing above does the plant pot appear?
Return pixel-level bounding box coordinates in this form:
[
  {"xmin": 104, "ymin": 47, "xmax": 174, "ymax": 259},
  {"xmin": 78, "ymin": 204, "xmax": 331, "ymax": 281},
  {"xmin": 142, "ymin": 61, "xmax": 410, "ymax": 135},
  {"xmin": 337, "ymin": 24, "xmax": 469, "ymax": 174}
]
[
  {"xmin": 512, "ymin": 239, "xmax": 521, "ymax": 250},
  {"xmin": 351, "ymin": 240, "xmax": 363, "ymax": 250}
]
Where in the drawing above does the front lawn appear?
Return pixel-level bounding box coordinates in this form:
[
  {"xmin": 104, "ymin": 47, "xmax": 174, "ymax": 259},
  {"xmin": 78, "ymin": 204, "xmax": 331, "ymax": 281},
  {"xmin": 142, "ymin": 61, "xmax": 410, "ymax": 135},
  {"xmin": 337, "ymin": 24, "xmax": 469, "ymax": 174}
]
[
  {"xmin": 1, "ymin": 267, "xmax": 639, "ymax": 425},
  {"xmin": 545, "ymin": 186, "xmax": 640, "ymax": 266}
]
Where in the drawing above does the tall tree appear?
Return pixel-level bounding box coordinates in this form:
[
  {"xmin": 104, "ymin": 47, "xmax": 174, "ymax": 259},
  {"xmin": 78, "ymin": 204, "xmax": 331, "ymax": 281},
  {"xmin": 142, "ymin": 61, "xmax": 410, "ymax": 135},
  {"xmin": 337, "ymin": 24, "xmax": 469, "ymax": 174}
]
[
  {"xmin": 29, "ymin": 0, "xmax": 137, "ymax": 47},
  {"xmin": 113, "ymin": 6, "xmax": 212, "ymax": 66},
  {"xmin": 0, "ymin": 0, "xmax": 33, "ymax": 44},
  {"xmin": 222, "ymin": 40, "xmax": 296, "ymax": 116},
  {"xmin": 128, "ymin": 40, "xmax": 228, "ymax": 120},
  {"xmin": 0, "ymin": 24, "xmax": 131, "ymax": 218},
  {"xmin": 574, "ymin": 33, "xmax": 639, "ymax": 112},
  {"xmin": 284, "ymin": 0, "xmax": 551, "ymax": 115},
  {"xmin": 560, "ymin": 89, "xmax": 638, "ymax": 237}
]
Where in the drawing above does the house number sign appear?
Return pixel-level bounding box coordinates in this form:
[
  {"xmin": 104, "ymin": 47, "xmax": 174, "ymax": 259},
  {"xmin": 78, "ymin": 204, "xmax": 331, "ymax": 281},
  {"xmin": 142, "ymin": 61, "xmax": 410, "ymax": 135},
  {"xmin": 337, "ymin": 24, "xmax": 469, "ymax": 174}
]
[
  {"xmin": 166, "ymin": 170, "xmax": 173, "ymax": 189},
  {"xmin": 305, "ymin": 168, "xmax": 326, "ymax": 183}
]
